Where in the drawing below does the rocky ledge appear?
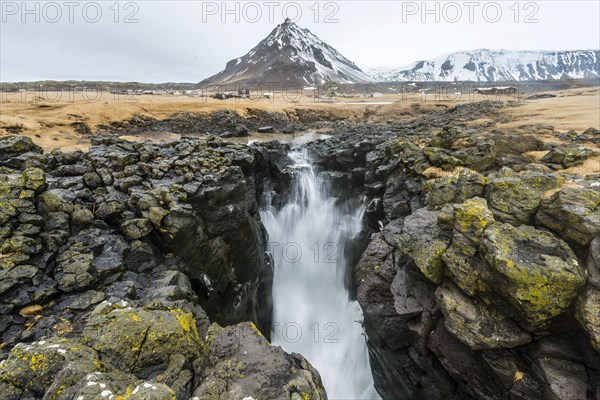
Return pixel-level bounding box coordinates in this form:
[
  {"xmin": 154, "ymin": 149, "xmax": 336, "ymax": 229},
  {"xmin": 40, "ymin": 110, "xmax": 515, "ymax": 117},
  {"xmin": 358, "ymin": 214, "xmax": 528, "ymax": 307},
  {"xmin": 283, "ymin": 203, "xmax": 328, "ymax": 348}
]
[
  {"xmin": 302, "ymin": 102, "xmax": 599, "ymax": 400},
  {"xmin": 0, "ymin": 134, "xmax": 326, "ymax": 399}
]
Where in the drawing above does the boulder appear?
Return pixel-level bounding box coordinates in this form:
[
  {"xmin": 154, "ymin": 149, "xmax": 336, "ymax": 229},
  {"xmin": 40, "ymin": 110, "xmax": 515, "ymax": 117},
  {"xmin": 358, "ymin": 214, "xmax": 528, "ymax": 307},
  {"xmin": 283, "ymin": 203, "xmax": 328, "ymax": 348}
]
[
  {"xmin": 193, "ymin": 322, "xmax": 327, "ymax": 400},
  {"xmin": 442, "ymin": 232, "xmax": 488, "ymax": 297},
  {"xmin": 71, "ymin": 206, "xmax": 95, "ymax": 226},
  {"xmin": 423, "ymin": 147, "xmax": 464, "ymax": 171},
  {"xmin": 576, "ymin": 287, "xmax": 600, "ymax": 352},
  {"xmin": 453, "ymin": 140, "xmax": 497, "ymax": 171},
  {"xmin": 532, "ymin": 358, "xmax": 589, "ymax": 400},
  {"xmin": 480, "ymin": 223, "xmax": 586, "ymax": 329},
  {"xmin": 54, "ymin": 229, "xmax": 128, "ymax": 292},
  {"xmin": 82, "ymin": 302, "xmax": 204, "ymax": 378},
  {"xmin": 485, "ymin": 169, "xmax": 562, "ymax": 225},
  {"xmin": 452, "ymin": 197, "xmax": 495, "ymax": 243},
  {"xmin": 21, "ymin": 167, "xmax": 47, "ymax": 193},
  {"xmin": 587, "ymin": 236, "xmax": 600, "ymax": 289},
  {"xmin": 0, "ymin": 338, "xmax": 99, "ymax": 395},
  {"xmin": 435, "ymin": 282, "xmax": 531, "ymax": 350},
  {"xmin": 96, "ymin": 200, "xmax": 126, "ymax": 221},
  {"xmin": 540, "ymin": 145, "xmax": 599, "ymax": 169},
  {"xmin": 54, "ymin": 251, "xmax": 96, "ymax": 292},
  {"xmin": 536, "ymin": 187, "xmax": 600, "ymax": 246},
  {"xmin": 121, "ymin": 218, "xmax": 153, "ymax": 239},
  {"xmin": 399, "ymin": 208, "xmax": 450, "ymax": 284},
  {"xmin": 423, "ymin": 169, "xmax": 486, "ymax": 208},
  {"xmin": 38, "ymin": 189, "xmax": 76, "ymax": 214},
  {"xmin": 0, "ymin": 136, "xmax": 43, "ymax": 162}
]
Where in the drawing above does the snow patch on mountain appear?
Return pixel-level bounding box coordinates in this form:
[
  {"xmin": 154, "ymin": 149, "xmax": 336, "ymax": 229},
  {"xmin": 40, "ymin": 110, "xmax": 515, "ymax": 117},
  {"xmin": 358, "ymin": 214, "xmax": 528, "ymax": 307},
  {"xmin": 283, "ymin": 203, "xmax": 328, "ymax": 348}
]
[
  {"xmin": 199, "ymin": 19, "xmax": 372, "ymax": 87},
  {"xmin": 368, "ymin": 49, "xmax": 600, "ymax": 82}
]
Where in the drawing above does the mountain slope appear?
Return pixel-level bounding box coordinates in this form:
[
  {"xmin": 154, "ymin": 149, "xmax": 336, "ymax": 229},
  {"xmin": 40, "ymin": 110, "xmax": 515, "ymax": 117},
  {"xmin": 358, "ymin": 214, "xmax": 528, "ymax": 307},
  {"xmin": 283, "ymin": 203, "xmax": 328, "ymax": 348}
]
[
  {"xmin": 199, "ymin": 19, "xmax": 372, "ymax": 87},
  {"xmin": 368, "ymin": 49, "xmax": 600, "ymax": 82}
]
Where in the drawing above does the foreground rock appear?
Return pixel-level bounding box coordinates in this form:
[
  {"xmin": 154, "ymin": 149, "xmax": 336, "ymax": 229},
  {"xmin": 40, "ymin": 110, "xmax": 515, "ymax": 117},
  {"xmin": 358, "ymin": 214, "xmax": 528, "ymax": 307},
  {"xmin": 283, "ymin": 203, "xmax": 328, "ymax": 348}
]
[
  {"xmin": 194, "ymin": 322, "xmax": 327, "ymax": 399},
  {"xmin": 0, "ymin": 302, "xmax": 326, "ymax": 399},
  {"xmin": 481, "ymin": 222, "xmax": 586, "ymax": 330}
]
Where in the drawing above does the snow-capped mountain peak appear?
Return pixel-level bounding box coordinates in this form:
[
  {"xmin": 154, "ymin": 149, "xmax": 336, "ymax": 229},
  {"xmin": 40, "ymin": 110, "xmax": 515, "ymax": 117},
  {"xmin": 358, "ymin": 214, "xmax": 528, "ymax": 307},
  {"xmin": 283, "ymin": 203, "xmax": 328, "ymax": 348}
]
[
  {"xmin": 368, "ymin": 49, "xmax": 600, "ymax": 82},
  {"xmin": 199, "ymin": 19, "xmax": 372, "ymax": 87}
]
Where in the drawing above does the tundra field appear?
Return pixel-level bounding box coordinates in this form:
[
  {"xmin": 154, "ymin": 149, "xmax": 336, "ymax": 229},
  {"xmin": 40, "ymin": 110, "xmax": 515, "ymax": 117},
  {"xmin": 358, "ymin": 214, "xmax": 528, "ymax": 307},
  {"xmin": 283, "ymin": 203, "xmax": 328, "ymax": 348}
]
[{"xmin": 0, "ymin": 86, "xmax": 598, "ymax": 153}]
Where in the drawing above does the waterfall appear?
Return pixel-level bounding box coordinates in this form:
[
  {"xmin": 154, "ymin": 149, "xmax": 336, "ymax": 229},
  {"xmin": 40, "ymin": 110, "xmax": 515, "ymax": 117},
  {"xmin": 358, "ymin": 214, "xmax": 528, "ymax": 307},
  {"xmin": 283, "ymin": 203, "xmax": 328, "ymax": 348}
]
[{"xmin": 261, "ymin": 149, "xmax": 381, "ymax": 399}]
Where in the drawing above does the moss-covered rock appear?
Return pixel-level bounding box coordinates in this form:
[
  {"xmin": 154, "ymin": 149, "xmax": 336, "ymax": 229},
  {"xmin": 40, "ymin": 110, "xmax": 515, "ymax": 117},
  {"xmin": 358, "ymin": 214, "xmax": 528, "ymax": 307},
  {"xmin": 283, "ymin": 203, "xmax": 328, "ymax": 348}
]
[
  {"xmin": 435, "ymin": 282, "xmax": 531, "ymax": 350},
  {"xmin": 81, "ymin": 302, "xmax": 204, "ymax": 378},
  {"xmin": 453, "ymin": 140, "xmax": 497, "ymax": 171},
  {"xmin": 576, "ymin": 287, "xmax": 600, "ymax": 352},
  {"xmin": 485, "ymin": 169, "xmax": 563, "ymax": 225},
  {"xmin": 55, "ymin": 251, "xmax": 96, "ymax": 292},
  {"xmin": 21, "ymin": 167, "xmax": 47, "ymax": 193},
  {"xmin": 96, "ymin": 201, "xmax": 126, "ymax": 221},
  {"xmin": 38, "ymin": 189, "xmax": 76, "ymax": 214},
  {"xmin": 540, "ymin": 145, "xmax": 599, "ymax": 169},
  {"xmin": 114, "ymin": 382, "xmax": 177, "ymax": 400},
  {"xmin": 535, "ymin": 186, "xmax": 600, "ymax": 246},
  {"xmin": 71, "ymin": 206, "xmax": 95, "ymax": 226},
  {"xmin": 442, "ymin": 233, "xmax": 488, "ymax": 296},
  {"xmin": 0, "ymin": 136, "xmax": 43, "ymax": 161},
  {"xmin": 0, "ymin": 338, "xmax": 100, "ymax": 396},
  {"xmin": 423, "ymin": 147, "xmax": 464, "ymax": 171},
  {"xmin": 0, "ymin": 171, "xmax": 25, "ymax": 226},
  {"xmin": 193, "ymin": 322, "xmax": 327, "ymax": 400},
  {"xmin": 147, "ymin": 206, "xmax": 169, "ymax": 228},
  {"xmin": 400, "ymin": 208, "xmax": 450, "ymax": 284},
  {"xmin": 0, "ymin": 381, "xmax": 22, "ymax": 400},
  {"xmin": 121, "ymin": 218, "xmax": 153, "ymax": 239},
  {"xmin": 423, "ymin": 169, "xmax": 486, "ymax": 208},
  {"xmin": 480, "ymin": 223, "xmax": 586, "ymax": 329},
  {"xmin": 453, "ymin": 197, "xmax": 495, "ymax": 244}
]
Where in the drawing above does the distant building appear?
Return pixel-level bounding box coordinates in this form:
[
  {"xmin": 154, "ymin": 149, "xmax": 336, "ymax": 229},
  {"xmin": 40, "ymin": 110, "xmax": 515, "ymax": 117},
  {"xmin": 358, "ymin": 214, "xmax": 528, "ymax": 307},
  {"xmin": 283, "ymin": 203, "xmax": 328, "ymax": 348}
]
[{"xmin": 474, "ymin": 86, "xmax": 517, "ymax": 95}]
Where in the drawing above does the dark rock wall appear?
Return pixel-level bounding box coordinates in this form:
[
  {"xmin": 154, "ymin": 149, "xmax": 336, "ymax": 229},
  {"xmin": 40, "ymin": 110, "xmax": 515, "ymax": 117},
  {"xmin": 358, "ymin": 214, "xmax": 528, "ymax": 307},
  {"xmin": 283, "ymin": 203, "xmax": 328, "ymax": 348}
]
[
  {"xmin": 301, "ymin": 102, "xmax": 600, "ymax": 400},
  {"xmin": 0, "ymin": 135, "xmax": 287, "ymax": 354}
]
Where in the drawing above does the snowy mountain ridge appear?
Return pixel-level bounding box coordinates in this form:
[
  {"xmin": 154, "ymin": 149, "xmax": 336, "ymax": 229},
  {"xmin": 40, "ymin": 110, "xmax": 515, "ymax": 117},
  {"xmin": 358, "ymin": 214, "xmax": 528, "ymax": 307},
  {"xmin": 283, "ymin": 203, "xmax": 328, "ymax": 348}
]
[
  {"xmin": 368, "ymin": 49, "xmax": 600, "ymax": 82},
  {"xmin": 199, "ymin": 18, "xmax": 372, "ymax": 87}
]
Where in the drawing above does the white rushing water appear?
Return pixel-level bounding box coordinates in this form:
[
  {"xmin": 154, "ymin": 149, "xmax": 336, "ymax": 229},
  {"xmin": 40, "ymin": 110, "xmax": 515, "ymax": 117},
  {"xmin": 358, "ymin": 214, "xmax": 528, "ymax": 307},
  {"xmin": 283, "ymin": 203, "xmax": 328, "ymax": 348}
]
[{"xmin": 261, "ymin": 149, "xmax": 381, "ymax": 399}]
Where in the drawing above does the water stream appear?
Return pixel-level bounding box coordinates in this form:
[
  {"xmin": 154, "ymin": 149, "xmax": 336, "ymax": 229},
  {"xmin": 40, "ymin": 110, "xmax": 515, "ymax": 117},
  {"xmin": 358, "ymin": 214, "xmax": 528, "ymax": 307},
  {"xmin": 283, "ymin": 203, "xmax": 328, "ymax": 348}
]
[{"xmin": 261, "ymin": 149, "xmax": 381, "ymax": 399}]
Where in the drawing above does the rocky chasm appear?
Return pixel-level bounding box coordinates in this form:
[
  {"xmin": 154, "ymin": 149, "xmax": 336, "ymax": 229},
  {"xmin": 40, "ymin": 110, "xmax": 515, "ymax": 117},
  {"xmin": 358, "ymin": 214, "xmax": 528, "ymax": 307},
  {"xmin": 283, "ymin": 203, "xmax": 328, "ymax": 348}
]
[{"xmin": 0, "ymin": 100, "xmax": 599, "ymax": 400}]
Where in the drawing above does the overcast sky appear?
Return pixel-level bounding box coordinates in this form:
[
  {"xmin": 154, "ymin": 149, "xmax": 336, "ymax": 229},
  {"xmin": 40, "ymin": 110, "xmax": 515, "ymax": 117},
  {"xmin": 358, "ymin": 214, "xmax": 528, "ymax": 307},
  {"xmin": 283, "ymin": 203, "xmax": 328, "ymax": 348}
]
[{"xmin": 1, "ymin": 0, "xmax": 599, "ymax": 82}]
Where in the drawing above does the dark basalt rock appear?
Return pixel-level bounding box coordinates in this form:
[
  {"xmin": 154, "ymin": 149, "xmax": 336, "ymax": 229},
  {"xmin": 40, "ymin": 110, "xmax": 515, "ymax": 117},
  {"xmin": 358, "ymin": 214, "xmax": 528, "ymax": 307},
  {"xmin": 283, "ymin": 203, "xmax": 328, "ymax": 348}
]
[
  {"xmin": 304, "ymin": 103, "xmax": 600, "ymax": 400},
  {"xmin": 193, "ymin": 322, "xmax": 327, "ymax": 399},
  {"xmin": 1, "ymin": 99, "xmax": 598, "ymax": 400},
  {"xmin": 0, "ymin": 135, "xmax": 280, "ymax": 353},
  {"xmin": 0, "ymin": 134, "xmax": 327, "ymax": 400}
]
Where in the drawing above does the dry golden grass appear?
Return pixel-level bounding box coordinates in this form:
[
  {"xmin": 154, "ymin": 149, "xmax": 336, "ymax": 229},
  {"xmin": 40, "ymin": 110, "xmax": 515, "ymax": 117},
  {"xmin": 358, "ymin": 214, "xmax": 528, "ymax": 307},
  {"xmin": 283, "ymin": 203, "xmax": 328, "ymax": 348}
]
[
  {"xmin": 523, "ymin": 150, "xmax": 549, "ymax": 162},
  {"xmin": 421, "ymin": 166, "xmax": 466, "ymax": 179},
  {"xmin": 557, "ymin": 157, "xmax": 600, "ymax": 176},
  {"xmin": 1, "ymin": 87, "xmax": 598, "ymax": 153},
  {"xmin": 18, "ymin": 304, "xmax": 43, "ymax": 317},
  {"xmin": 542, "ymin": 181, "xmax": 584, "ymax": 199},
  {"xmin": 499, "ymin": 87, "xmax": 600, "ymax": 132}
]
